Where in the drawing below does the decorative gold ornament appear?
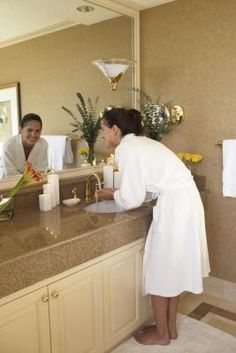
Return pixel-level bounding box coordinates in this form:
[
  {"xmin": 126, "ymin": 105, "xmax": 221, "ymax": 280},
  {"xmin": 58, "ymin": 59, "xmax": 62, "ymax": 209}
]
[{"xmin": 170, "ymin": 105, "xmax": 184, "ymax": 124}]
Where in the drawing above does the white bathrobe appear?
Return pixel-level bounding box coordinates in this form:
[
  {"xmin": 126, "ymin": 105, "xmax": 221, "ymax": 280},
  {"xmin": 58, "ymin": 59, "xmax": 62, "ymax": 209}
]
[
  {"xmin": 114, "ymin": 134, "xmax": 210, "ymax": 297},
  {"xmin": 2, "ymin": 134, "xmax": 48, "ymax": 177}
]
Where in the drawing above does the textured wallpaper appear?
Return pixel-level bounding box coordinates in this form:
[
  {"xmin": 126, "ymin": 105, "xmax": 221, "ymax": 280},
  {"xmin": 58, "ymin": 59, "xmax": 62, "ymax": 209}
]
[{"xmin": 141, "ymin": 0, "xmax": 236, "ymax": 283}]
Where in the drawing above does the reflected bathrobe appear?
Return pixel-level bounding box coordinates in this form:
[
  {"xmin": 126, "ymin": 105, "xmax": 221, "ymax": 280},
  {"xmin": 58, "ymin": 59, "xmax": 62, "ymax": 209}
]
[
  {"xmin": 2, "ymin": 134, "xmax": 48, "ymax": 177},
  {"xmin": 114, "ymin": 134, "xmax": 210, "ymax": 297}
]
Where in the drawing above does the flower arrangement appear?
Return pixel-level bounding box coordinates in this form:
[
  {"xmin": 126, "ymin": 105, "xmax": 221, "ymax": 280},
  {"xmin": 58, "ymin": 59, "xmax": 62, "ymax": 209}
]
[
  {"xmin": 0, "ymin": 162, "xmax": 42, "ymax": 215},
  {"xmin": 62, "ymin": 92, "xmax": 101, "ymax": 164},
  {"xmin": 133, "ymin": 89, "xmax": 179, "ymax": 141},
  {"xmin": 78, "ymin": 147, "xmax": 90, "ymax": 167},
  {"xmin": 177, "ymin": 152, "xmax": 203, "ymax": 175}
]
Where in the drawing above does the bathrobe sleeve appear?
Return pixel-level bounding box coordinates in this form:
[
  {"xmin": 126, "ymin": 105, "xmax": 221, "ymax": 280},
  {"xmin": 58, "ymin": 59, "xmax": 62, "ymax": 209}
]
[
  {"xmin": 2, "ymin": 140, "xmax": 21, "ymax": 176},
  {"xmin": 114, "ymin": 146, "xmax": 146, "ymax": 209}
]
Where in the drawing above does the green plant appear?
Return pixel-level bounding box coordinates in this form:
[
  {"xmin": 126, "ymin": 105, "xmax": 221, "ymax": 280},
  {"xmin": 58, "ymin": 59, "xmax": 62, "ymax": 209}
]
[{"xmin": 62, "ymin": 92, "xmax": 101, "ymax": 164}]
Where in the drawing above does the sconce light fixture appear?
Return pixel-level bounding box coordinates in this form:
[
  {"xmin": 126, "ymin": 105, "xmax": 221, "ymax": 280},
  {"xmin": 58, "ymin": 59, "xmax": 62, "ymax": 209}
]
[{"xmin": 92, "ymin": 58, "xmax": 135, "ymax": 91}]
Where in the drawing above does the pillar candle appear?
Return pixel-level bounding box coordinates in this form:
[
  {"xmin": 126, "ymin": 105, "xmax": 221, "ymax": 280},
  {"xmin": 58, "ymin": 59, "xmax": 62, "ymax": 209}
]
[
  {"xmin": 47, "ymin": 174, "xmax": 60, "ymax": 205},
  {"xmin": 103, "ymin": 166, "xmax": 113, "ymax": 188},
  {"xmin": 39, "ymin": 192, "xmax": 52, "ymax": 212},
  {"xmin": 113, "ymin": 171, "xmax": 121, "ymax": 189},
  {"xmin": 43, "ymin": 184, "xmax": 56, "ymax": 208}
]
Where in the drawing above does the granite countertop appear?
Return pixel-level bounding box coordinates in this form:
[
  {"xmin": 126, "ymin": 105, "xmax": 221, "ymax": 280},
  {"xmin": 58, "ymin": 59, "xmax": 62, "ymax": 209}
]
[{"xmin": 0, "ymin": 202, "xmax": 153, "ymax": 299}]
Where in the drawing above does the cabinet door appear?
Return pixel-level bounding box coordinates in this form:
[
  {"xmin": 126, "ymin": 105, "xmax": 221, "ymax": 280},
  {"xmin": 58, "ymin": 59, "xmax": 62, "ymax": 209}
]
[
  {"xmin": 49, "ymin": 263, "xmax": 103, "ymax": 353},
  {"xmin": 0, "ymin": 288, "xmax": 51, "ymax": 353},
  {"xmin": 103, "ymin": 244, "xmax": 141, "ymax": 351}
]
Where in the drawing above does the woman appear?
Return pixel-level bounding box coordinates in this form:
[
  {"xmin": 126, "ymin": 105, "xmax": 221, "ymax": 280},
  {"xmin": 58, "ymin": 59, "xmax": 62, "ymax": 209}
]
[
  {"xmin": 99, "ymin": 108, "xmax": 210, "ymax": 346},
  {"xmin": 2, "ymin": 113, "xmax": 48, "ymax": 177}
]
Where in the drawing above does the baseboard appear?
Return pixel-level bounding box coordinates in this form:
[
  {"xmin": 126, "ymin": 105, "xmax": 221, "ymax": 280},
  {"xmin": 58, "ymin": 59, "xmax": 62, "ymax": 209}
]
[{"xmin": 203, "ymin": 276, "xmax": 236, "ymax": 303}]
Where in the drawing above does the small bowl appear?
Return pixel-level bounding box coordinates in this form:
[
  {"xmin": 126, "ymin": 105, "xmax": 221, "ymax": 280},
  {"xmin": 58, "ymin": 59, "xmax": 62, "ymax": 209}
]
[{"xmin": 62, "ymin": 198, "xmax": 80, "ymax": 207}]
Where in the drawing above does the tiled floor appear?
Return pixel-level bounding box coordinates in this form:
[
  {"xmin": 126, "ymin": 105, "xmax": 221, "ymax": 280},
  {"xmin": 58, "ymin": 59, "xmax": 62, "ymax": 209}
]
[{"xmin": 178, "ymin": 292, "xmax": 236, "ymax": 337}]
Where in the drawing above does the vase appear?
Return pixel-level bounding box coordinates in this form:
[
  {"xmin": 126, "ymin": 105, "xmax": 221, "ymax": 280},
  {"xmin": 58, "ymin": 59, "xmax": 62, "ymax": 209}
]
[
  {"xmin": 87, "ymin": 143, "xmax": 95, "ymax": 165},
  {"xmin": 0, "ymin": 197, "xmax": 14, "ymax": 221}
]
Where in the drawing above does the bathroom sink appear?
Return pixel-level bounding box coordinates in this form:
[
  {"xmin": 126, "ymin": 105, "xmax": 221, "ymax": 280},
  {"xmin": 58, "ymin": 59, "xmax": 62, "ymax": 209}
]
[
  {"xmin": 84, "ymin": 200, "xmax": 126, "ymax": 213},
  {"xmin": 62, "ymin": 198, "xmax": 80, "ymax": 207}
]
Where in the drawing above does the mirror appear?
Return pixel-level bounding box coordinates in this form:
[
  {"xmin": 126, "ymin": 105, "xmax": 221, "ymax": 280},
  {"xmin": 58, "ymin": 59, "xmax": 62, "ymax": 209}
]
[{"xmin": 0, "ymin": 0, "xmax": 139, "ymax": 184}]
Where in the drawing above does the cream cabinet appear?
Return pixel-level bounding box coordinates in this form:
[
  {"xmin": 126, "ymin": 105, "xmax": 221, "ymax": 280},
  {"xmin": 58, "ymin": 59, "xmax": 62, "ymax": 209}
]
[
  {"xmin": 0, "ymin": 240, "xmax": 152, "ymax": 353},
  {"xmin": 0, "ymin": 287, "xmax": 51, "ymax": 353},
  {"xmin": 103, "ymin": 244, "xmax": 140, "ymax": 350},
  {"xmin": 49, "ymin": 263, "xmax": 104, "ymax": 353}
]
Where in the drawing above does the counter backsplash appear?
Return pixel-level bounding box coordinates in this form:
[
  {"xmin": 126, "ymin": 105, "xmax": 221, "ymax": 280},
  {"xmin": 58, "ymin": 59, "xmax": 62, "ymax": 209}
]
[{"xmin": 1, "ymin": 174, "xmax": 207, "ymax": 213}]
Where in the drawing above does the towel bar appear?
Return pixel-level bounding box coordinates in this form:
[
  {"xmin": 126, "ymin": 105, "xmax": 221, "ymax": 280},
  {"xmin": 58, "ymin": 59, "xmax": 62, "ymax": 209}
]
[{"xmin": 215, "ymin": 140, "xmax": 222, "ymax": 146}]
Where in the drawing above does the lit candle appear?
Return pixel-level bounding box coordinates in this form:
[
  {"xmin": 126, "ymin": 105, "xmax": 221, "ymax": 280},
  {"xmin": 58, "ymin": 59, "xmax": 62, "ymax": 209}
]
[
  {"xmin": 113, "ymin": 171, "xmax": 121, "ymax": 189},
  {"xmin": 103, "ymin": 166, "xmax": 113, "ymax": 188}
]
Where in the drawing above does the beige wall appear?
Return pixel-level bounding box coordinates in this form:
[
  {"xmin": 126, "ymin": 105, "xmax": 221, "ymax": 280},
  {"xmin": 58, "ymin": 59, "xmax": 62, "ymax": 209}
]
[
  {"xmin": 141, "ymin": 0, "xmax": 236, "ymax": 283},
  {"xmin": 0, "ymin": 16, "xmax": 132, "ymax": 153}
]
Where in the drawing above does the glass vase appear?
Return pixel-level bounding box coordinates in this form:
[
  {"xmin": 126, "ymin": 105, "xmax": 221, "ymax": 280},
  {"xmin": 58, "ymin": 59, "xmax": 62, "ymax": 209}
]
[
  {"xmin": 88, "ymin": 143, "xmax": 95, "ymax": 165},
  {"xmin": 0, "ymin": 197, "xmax": 14, "ymax": 221}
]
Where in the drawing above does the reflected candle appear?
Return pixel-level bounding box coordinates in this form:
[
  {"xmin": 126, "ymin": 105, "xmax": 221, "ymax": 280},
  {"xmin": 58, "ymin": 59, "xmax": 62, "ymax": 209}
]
[
  {"xmin": 114, "ymin": 171, "xmax": 121, "ymax": 189},
  {"xmin": 103, "ymin": 166, "xmax": 113, "ymax": 188}
]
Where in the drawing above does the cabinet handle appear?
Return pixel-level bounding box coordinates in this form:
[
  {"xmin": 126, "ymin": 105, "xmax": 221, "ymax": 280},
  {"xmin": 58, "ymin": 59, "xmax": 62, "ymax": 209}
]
[
  {"xmin": 51, "ymin": 290, "xmax": 59, "ymax": 299},
  {"xmin": 41, "ymin": 294, "xmax": 49, "ymax": 303}
]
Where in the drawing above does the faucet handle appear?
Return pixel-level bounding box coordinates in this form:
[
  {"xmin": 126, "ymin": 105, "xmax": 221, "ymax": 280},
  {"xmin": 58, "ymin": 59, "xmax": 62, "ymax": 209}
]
[
  {"xmin": 72, "ymin": 186, "xmax": 78, "ymax": 199},
  {"xmin": 94, "ymin": 184, "xmax": 100, "ymax": 203}
]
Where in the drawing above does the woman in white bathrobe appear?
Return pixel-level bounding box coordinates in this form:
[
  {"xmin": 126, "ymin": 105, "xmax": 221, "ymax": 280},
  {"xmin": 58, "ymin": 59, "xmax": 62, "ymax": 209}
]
[
  {"xmin": 2, "ymin": 113, "xmax": 48, "ymax": 177},
  {"xmin": 99, "ymin": 108, "xmax": 210, "ymax": 346}
]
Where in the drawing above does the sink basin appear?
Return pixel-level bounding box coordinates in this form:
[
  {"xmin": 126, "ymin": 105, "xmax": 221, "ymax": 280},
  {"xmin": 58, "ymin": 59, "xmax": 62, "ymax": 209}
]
[
  {"xmin": 62, "ymin": 198, "xmax": 80, "ymax": 207},
  {"xmin": 84, "ymin": 200, "xmax": 126, "ymax": 213}
]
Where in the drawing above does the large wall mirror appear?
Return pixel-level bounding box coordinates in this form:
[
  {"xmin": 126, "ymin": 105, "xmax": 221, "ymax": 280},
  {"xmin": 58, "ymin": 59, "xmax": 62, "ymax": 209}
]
[{"xmin": 0, "ymin": 0, "xmax": 139, "ymax": 188}]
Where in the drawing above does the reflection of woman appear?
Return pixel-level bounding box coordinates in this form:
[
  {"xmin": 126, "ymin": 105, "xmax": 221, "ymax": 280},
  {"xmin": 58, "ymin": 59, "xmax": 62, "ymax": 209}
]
[
  {"xmin": 2, "ymin": 113, "xmax": 48, "ymax": 177},
  {"xmin": 99, "ymin": 108, "xmax": 210, "ymax": 346}
]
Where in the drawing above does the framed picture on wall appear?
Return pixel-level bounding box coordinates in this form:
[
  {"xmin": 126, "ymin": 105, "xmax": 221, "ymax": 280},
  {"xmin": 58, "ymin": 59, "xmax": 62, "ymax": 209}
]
[{"xmin": 0, "ymin": 82, "xmax": 21, "ymax": 145}]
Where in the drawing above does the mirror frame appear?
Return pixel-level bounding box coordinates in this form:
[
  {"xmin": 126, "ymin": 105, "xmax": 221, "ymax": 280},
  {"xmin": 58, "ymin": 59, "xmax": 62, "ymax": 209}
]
[{"xmin": 0, "ymin": 0, "xmax": 140, "ymax": 191}]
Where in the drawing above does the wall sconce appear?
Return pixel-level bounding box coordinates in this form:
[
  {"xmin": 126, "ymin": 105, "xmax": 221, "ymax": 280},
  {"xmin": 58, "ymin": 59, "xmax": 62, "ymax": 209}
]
[{"xmin": 92, "ymin": 58, "xmax": 135, "ymax": 91}]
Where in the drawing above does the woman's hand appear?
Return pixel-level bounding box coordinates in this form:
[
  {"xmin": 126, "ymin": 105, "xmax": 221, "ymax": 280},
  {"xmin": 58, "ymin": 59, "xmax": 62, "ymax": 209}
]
[{"xmin": 98, "ymin": 188, "xmax": 115, "ymax": 200}]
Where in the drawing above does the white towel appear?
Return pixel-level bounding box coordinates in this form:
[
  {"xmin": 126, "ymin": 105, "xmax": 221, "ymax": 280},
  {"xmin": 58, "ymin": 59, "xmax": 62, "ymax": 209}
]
[
  {"xmin": 223, "ymin": 139, "xmax": 236, "ymax": 197},
  {"xmin": 42, "ymin": 135, "xmax": 73, "ymax": 171}
]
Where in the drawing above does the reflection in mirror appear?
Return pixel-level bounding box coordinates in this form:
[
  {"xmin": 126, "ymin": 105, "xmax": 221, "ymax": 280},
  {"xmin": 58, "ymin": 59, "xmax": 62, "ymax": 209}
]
[{"xmin": 0, "ymin": 1, "xmax": 134, "ymax": 180}]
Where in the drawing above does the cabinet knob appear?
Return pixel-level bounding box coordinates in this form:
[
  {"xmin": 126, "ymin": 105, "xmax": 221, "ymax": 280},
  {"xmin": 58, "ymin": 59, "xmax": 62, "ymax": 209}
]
[
  {"xmin": 41, "ymin": 294, "xmax": 49, "ymax": 303},
  {"xmin": 51, "ymin": 290, "xmax": 59, "ymax": 298},
  {"xmin": 140, "ymin": 249, "xmax": 144, "ymax": 255}
]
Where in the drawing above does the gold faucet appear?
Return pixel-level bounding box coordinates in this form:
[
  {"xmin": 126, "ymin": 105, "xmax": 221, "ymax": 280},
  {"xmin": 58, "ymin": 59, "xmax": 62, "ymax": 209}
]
[{"xmin": 85, "ymin": 173, "xmax": 102, "ymax": 202}]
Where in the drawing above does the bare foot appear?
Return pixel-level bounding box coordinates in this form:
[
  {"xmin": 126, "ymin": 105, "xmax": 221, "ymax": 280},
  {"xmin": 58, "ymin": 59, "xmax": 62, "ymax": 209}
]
[
  {"xmin": 139, "ymin": 325, "xmax": 178, "ymax": 339},
  {"xmin": 134, "ymin": 331, "xmax": 170, "ymax": 345},
  {"xmin": 169, "ymin": 328, "xmax": 178, "ymax": 339}
]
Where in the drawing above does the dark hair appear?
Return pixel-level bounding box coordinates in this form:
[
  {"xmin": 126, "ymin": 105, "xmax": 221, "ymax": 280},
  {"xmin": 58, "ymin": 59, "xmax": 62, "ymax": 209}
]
[
  {"xmin": 103, "ymin": 108, "xmax": 144, "ymax": 136},
  {"xmin": 20, "ymin": 113, "xmax": 42, "ymax": 129}
]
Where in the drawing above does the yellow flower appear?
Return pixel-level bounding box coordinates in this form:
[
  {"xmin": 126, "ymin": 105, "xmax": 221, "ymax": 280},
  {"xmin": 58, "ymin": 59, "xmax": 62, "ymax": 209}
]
[
  {"xmin": 79, "ymin": 147, "xmax": 89, "ymax": 156},
  {"xmin": 184, "ymin": 153, "xmax": 192, "ymax": 162},
  {"xmin": 191, "ymin": 154, "xmax": 203, "ymax": 163}
]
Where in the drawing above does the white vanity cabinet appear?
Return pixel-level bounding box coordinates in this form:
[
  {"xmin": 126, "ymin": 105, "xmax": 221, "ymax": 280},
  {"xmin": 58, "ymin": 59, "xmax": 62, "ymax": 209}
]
[
  {"xmin": 103, "ymin": 243, "xmax": 141, "ymax": 350},
  {"xmin": 49, "ymin": 263, "xmax": 104, "ymax": 353},
  {"xmin": 0, "ymin": 287, "xmax": 51, "ymax": 353},
  {"xmin": 0, "ymin": 240, "xmax": 152, "ymax": 353}
]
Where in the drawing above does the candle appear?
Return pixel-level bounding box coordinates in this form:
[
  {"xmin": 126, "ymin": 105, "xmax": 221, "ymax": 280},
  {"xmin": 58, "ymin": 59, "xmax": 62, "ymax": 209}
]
[
  {"xmin": 103, "ymin": 166, "xmax": 113, "ymax": 188},
  {"xmin": 43, "ymin": 184, "xmax": 56, "ymax": 208},
  {"xmin": 39, "ymin": 192, "xmax": 52, "ymax": 212},
  {"xmin": 114, "ymin": 171, "xmax": 121, "ymax": 189},
  {"xmin": 47, "ymin": 174, "xmax": 60, "ymax": 205}
]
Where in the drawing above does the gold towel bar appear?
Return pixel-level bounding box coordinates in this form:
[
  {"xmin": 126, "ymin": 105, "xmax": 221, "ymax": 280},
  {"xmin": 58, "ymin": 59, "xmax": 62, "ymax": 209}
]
[{"xmin": 215, "ymin": 140, "xmax": 222, "ymax": 146}]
